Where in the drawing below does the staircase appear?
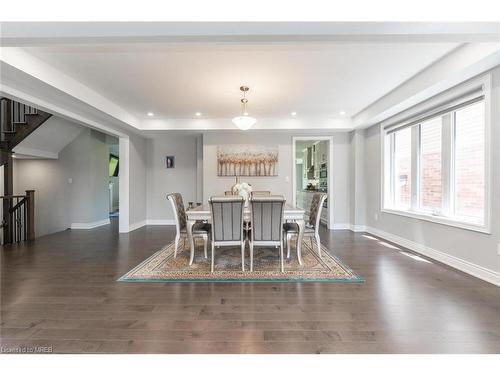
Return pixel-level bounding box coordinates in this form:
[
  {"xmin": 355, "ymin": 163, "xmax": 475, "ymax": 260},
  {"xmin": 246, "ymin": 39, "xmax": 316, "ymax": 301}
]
[{"xmin": 1, "ymin": 97, "xmax": 52, "ymax": 245}]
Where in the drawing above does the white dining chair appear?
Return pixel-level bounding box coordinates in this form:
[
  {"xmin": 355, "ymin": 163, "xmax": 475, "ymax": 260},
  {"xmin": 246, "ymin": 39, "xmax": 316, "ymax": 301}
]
[
  {"xmin": 283, "ymin": 192, "xmax": 326, "ymax": 261},
  {"xmin": 248, "ymin": 196, "xmax": 286, "ymax": 273},
  {"xmin": 208, "ymin": 196, "xmax": 246, "ymax": 273},
  {"xmin": 167, "ymin": 193, "xmax": 210, "ymax": 264}
]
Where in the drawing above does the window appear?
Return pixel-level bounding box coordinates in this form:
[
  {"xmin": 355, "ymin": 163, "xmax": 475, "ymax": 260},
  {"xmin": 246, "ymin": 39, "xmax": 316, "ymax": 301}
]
[
  {"xmin": 419, "ymin": 117, "xmax": 442, "ymax": 212},
  {"xmin": 393, "ymin": 127, "xmax": 412, "ymax": 209},
  {"xmin": 454, "ymin": 101, "xmax": 485, "ymax": 223},
  {"xmin": 382, "ymin": 80, "xmax": 489, "ymax": 232}
]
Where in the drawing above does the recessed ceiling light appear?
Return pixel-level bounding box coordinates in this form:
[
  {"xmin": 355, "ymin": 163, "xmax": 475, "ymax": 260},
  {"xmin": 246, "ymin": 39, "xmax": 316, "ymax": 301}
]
[
  {"xmin": 195, "ymin": 112, "xmax": 202, "ymax": 117},
  {"xmin": 291, "ymin": 112, "xmax": 297, "ymax": 116},
  {"xmin": 339, "ymin": 110, "xmax": 346, "ymax": 116},
  {"xmin": 147, "ymin": 112, "xmax": 154, "ymax": 117}
]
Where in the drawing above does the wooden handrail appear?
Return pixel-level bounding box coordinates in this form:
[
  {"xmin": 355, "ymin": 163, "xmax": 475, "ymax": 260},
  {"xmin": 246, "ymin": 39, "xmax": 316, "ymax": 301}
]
[
  {"xmin": 0, "ymin": 190, "xmax": 35, "ymax": 244},
  {"xmin": 9, "ymin": 197, "xmax": 27, "ymax": 213}
]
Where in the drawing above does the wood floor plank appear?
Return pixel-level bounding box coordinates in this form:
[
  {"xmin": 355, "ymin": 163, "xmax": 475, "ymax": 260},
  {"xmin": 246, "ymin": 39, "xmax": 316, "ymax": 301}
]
[{"xmin": 1, "ymin": 219, "xmax": 500, "ymax": 353}]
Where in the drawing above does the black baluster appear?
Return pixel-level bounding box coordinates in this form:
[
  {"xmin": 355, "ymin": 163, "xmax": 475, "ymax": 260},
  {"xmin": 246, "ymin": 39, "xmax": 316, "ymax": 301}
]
[{"xmin": 24, "ymin": 199, "xmax": 27, "ymax": 241}]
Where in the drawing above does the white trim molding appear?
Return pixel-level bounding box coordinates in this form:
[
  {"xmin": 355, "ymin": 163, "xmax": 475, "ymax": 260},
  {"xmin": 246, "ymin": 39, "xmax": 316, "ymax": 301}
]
[
  {"xmin": 292, "ymin": 136, "xmax": 335, "ymax": 230},
  {"xmin": 146, "ymin": 219, "xmax": 176, "ymax": 226},
  {"xmin": 128, "ymin": 220, "xmax": 147, "ymax": 232},
  {"xmin": 12, "ymin": 146, "xmax": 59, "ymax": 159},
  {"xmin": 332, "ymin": 223, "xmax": 351, "ymax": 230},
  {"xmin": 70, "ymin": 218, "xmax": 110, "ymax": 230},
  {"xmin": 127, "ymin": 219, "xmax": 177, "ymax": 232},
  {"xmin": 349, "ymin": 224, "xmax": 367, "ymax": 232},
  {"xmin": 364, "ymin": 225, "xmax": 500, "ymax": 287}
]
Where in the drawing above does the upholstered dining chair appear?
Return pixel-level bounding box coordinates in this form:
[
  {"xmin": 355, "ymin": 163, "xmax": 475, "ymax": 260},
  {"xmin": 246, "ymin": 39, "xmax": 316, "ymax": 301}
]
[
  {"xmin": 208, "ymin": 196, "xmax": 246, "ymax": 273},
  {"xmin": 167, "ymin": 193, "xmax": 210, "ymax": 263},
  {"xmin": 283, "ymin": 192, "xmax": 327, "ymax": 261},
  {"xmin": 248, "ymin": 196, "xmax": 286, "ymax": 273}
]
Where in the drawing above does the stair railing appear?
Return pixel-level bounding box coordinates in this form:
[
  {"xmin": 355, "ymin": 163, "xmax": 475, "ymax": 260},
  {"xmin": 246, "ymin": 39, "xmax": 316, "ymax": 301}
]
[{"xmin": 0, "ymin": 190, "xmax": 35, "ymax": 245}]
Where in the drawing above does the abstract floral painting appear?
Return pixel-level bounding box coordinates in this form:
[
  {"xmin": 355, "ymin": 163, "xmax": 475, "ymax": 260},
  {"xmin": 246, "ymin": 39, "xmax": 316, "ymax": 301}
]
[{"xmin": 217, "ymin": 145, "xmax": 279, "ymax": 176}]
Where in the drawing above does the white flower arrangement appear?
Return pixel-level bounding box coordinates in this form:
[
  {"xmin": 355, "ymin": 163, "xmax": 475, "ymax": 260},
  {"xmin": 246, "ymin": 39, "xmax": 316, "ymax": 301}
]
[{"xmin": 232, "ymin": 182, "xmax": 253, "ymax": 205}]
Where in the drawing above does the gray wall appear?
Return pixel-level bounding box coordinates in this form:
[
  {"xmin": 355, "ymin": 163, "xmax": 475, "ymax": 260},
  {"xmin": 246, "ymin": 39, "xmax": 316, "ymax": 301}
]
[
  {"xmin": 14, "ymin": 158, "xmax": 69, "ymax": 237},
  {"xmin": 361, "ymin": 66, "xmax": 500, "ymax": 273},
  {"xmin": 64, "ymin": 129, "xmax": 109, "ymax": 224},
  {"xmin": 349, "ymin": 130, "xmax": 366, "ymax": 228},
  {"xmin": 13, "ymin": 128, "xmax": 111, "ymax": 237},
  {"xmin": 129, "ymin": 134, "xmax": 147, "ymax": 226},
  {"xmin": 146, "ymin": 133, "xmax": 198, "ymax": 222},
  {"xmin": 203, "ymin": 132, "xmax": 351, "ymax": 225}
]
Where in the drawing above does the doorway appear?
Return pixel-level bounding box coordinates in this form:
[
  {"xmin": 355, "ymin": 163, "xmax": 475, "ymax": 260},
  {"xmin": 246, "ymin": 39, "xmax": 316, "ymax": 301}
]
[
  {"xmin": 107, "ymin": 137, "xmax": 120, "ymax": 222},
  {"xmin": 292, "ymin": 136, "xmax": 334, "ymax": 229}
]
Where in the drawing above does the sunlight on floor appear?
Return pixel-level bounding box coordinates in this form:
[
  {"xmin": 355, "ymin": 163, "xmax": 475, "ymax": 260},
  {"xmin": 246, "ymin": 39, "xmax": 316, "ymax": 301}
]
[
  {"xmin": 378, "ymin": 241, "xmax": 401, "ymax": 250},
  {"xmin": 399, "ymin": 251, "xmax": 433, "ymax": 263}
]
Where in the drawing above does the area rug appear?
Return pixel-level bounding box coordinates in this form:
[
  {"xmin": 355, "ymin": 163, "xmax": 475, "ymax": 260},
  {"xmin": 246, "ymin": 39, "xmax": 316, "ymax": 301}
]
[{"xmin": 118, "ymin": 239, "xmax": 363, "ymax": 283}]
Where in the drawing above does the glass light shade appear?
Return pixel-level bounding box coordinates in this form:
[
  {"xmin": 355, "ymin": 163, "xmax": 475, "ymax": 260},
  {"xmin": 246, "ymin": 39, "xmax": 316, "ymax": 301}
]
[{"xmin": 232, "ymin": 115, "xmax": 257, "ymax": 130}]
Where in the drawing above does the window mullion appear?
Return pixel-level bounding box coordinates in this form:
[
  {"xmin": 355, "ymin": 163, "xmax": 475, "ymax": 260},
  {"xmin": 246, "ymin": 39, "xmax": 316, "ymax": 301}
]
[
  {"xmin": 442, "ymin": 113, "xmax": 453, "ymax": 217},
  {"xmin": 410, "ymin": 125, "xmax": 420, "ymax": 211},
  {"xmin": 390, "ymin": 133, "xmax": 396, "ymax": 207}
]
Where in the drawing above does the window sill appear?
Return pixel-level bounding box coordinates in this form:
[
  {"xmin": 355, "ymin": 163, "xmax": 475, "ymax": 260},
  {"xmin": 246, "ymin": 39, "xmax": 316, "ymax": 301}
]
[{"xmin": 381, "ymin": 208, "xmax": 490, "ymax": 234}]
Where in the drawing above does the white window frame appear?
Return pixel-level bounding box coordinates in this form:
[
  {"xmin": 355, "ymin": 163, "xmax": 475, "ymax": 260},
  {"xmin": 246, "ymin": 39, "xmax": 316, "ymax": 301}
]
[{"xmin": 381, "ymin": 74, "xmax": 491, "ymax": 234}]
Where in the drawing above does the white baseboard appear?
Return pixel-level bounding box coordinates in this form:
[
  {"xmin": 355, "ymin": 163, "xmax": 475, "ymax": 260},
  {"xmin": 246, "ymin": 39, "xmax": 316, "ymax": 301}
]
[
  {"xmin": 146, "ymin": 219, "xmax": 176, "ymax": 226},
  {"xmin": 129, "ymin": 220, "xmax": 147, "ymax": 232},
  {"xmin": 70, "ymin": 218, "xmax": 110, "ymax": 230},
  {"xmin": 349, "ymin": 224, "xmax": 367, "ymax": 232},
  {"xmin": 332, "ymin": 223, "xmax": 351, "ymax": 230},
  {"xmin": 127, "ymin": 219, "xmax": 179, "ymax": 232},
  {"xmin": 364, "ymin": 225, "xmax": 500, "ymax": 287}
]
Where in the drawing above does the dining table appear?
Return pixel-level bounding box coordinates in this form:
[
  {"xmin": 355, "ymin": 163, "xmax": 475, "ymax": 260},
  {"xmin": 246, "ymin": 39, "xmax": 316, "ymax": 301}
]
[{"xmin": 186, "ymin": 203, "xmax": 306, "ymax": 266}]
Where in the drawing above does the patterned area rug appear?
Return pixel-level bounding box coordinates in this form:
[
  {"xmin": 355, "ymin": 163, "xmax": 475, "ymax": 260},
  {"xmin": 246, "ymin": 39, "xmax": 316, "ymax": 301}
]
[{"xmin": 118, "ymin": 239, "xmax": 363, "ymax": 283}]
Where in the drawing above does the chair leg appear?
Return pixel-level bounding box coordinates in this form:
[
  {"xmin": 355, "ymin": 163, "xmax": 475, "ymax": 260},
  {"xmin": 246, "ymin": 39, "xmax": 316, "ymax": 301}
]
[
  {"xmin": 183, "ymin": 236, "xmax": 186, "ymax": 251},
  {"xmin": 296, "ymin": 234, "xmax": 303, "ymax": 266},
  {"xmin": 249, "ymin": 241, "xmax": 254, "ymax": 272},
  {"xmin": 279, "ymin": 241, "xmax": 284, "ymax": 273},
  {"xmin": 174, "ymin": 233, "xmax": 180, "ymax": 258},
  {"xmin": 286, "ymin": 233, "xmax": 292, "ymax": 259},
  {"xmin": 315, "ymin": 233, "xmax": 322, "ymax": 258},
  {"xmin": 203, "ymin": 234, "xmax": 208, "ymax": 259},
  {"xmin": 211, "ymin": 242, "xmax": 215, "ymax": 273},
  {"xmin": 241, "ymin": 242, "xmax": 245, "ymax": 272}
]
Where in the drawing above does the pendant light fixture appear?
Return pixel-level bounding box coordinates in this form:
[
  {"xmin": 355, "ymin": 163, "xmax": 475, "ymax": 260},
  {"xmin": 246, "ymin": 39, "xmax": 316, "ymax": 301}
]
[{"xmin": 232, "ymin": 86, "xmax": 257, "ymax": 130}]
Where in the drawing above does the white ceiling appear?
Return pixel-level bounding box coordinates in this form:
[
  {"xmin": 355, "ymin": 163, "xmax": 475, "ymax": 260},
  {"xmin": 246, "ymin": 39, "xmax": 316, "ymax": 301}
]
[{"xmin": 23, "ymin": 42, "xmax": 458, "ymax": 120}]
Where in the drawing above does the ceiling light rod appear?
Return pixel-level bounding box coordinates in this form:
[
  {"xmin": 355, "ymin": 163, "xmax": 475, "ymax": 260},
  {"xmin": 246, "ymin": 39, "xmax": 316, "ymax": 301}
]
[{"xmin": 232, "ymin": 85, "xmax": 257, "ymax": 131}]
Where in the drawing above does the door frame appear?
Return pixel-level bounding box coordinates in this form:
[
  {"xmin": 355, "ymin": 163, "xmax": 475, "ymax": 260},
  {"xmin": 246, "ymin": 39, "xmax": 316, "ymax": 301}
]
[{"xmin": 292, "ymin": 136, "xmax": 334, "ymax": 229}]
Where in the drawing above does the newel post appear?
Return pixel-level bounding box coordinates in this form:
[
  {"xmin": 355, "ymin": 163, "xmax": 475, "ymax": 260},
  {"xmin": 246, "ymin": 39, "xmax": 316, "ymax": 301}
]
[{"xmin": 26, "ymin": 190, "xmax": 35, "ymax": 240}]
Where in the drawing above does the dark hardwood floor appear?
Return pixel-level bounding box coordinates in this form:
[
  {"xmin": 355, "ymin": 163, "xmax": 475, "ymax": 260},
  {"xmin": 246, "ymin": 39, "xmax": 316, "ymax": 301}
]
[{"xmin": 1, "ymin": 218, "xmax": 500, "ymax": 354}]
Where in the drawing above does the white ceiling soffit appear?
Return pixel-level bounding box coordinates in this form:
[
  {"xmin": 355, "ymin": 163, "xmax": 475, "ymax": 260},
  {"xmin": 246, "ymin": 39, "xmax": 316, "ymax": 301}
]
[
  {"xmin": 353, "ymin": 42, "xmax": 500, "ymax": 128},
  {"xmin": 2, "ymin": 43, "xmax": 460, "ymax": 130},
  {"xmin": 1, "ymin": 23, "xmax": 499, "ymax": 133},
  {"xmin": 1, "ymin": 22, "xmax": 500, "ymax": 44},
  {"xmin": 13, "ymin": 116, "xmax": 85, "ymax": 159}
]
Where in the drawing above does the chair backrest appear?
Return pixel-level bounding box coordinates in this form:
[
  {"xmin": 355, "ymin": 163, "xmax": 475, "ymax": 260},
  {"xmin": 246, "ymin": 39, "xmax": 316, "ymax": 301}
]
[
  {"xmin": 209, "ymin": 196, "xmax": 245, "ymax": 243},
  {"xmin": 224, "ymin": 191, "xmax": 235, "ymax": 196},
  {"xmin": 309, "ymin": 193, "xmax": 327, "ymax": 229},
  {"xmin": 251, "ymin": 191, "xmax": 271, "ymax": 197},
  {"xmin": 167, "ymin": 193, "xmax": 187, "ymax": 232},
  {"xmin": 249, "ymin": 196, "xmax": 285, "ymax": 243}
]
